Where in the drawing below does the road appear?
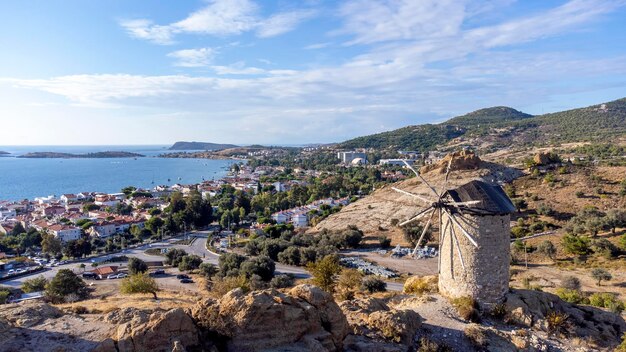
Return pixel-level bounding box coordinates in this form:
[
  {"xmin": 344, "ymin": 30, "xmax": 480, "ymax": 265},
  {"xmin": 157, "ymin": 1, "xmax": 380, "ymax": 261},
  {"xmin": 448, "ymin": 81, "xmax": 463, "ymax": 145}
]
[{"xmin": 1, "ymin": 232, "xmax": 402, "ymax": 291}]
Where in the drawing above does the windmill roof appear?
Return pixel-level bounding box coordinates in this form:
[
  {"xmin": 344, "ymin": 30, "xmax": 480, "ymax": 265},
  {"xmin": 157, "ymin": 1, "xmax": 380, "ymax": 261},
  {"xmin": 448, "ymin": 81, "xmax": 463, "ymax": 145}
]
[{"xmin": 446, "ymin": 180, "xmax": 515, "ymax": 215}]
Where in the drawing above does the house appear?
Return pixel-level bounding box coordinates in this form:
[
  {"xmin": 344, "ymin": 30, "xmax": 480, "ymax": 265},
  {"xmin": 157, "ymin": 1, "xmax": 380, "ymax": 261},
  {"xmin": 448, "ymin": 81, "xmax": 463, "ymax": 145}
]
[
  {"xmin": 271, "ymin": 212, "xmax": 288, "ymax": 224},
  {"xmin": 291, "ymin": 213, "xmax": 308, "ymax": 228},
  {"xmin": 48, "ymin": 224, "xmax": 82, "ymax": 242},
  {"xmin": 92, "ymin": 265, "xmax": 118, "ymax": 277},
  {"xmin": 94, "ymin": 194, "xmax": 120, "ymax": 207},
  {"xmin": 378, "ymin": 159, "xmax": 417, "ymax": 166},
  {"xmin": 0, "ymin": 207, "xmax": 17, "ymax": 219},
  {"xmin": 41, "ymin": 205, "xmax": 66, "ymax": 217},
  {"xmin": 89, "ymin": 222, "xmax": 117, "ymax": 238},
  {"xmin": 60, "ymin": 194, "xmax": 78, "ymax": 204}
]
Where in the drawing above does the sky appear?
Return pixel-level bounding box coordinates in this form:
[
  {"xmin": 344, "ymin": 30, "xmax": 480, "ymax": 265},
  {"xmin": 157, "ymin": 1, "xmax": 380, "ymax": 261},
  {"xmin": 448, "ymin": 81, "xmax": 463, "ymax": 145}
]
[{"xmin": 0, "ymin": 0, "xmax": 625, "ymax": 146}]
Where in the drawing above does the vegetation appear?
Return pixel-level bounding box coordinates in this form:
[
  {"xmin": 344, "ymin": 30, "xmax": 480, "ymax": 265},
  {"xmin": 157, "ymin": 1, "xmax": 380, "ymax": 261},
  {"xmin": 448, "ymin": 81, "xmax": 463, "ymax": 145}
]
[
  {"xmin": 198, "ymin": 263, "xmax": 218, "ymax": 279},
  {"xmin": 128, "ymin": 257, "xmax": 148, "ymax": 275},
  {"xmin": 590, "ymin": 268, "xmax": 612, "ymax": 286},
  {"xmin": 307, "ymin": 255, "xmax": 342, "ymax": 293},
  {"xmin": 45, "ymin": 269, "xmax": 88, "ymax": 302},
  {"xmin": 450, "ymin": 296, "xmax": 480, "ymax": 323},
  {"xmin": 120, "ymin": 273, "xmax": 160, "ymax": 300},
  {"xmin": 21, "ymin": 275, "xmax": 47, "ymax": 293},
  {"xmin": 270, "ymin": 274, "xmax": 295, "ymax": 289},
  {"xmin": 178, "ymin": 255, "xmax": 203, "ymax": 271},
  {"xmin": 361, "ymin": 276, "xmax": 387, "ymax": 293},
  {"xmin": 588, "ymin": 292, "xmax": 625, "ymax": 313}
]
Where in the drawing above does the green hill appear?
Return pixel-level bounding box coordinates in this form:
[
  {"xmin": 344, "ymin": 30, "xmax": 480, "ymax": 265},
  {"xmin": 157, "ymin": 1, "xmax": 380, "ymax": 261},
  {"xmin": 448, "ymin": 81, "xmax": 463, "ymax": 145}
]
[{"xmin": 339, "ymin": 98, "xmax": 626, "ymax": 151}]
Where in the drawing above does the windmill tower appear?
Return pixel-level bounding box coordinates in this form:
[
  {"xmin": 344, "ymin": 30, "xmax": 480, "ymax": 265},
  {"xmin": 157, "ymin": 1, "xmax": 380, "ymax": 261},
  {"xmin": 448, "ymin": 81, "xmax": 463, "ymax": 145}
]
[{"xmin": 393, "ymin": 158, "xmax": 515, "ymax": 306}]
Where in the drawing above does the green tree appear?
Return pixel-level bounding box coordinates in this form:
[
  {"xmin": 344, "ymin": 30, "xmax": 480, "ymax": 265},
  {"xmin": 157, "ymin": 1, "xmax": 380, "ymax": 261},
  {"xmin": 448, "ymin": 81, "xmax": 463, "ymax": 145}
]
[
  {"xmin": 128, "ymin": 257, "xmax": 149, "ymax": 275},
  {"xmin": 41, "ymin": 233, "xmax": 62, "ymax": 256},
  {"xmin": 307, "ymin": 255, "xmax": 341, "ymax": 293},
  {"xmin": 164, "ymin": 248, "xmax": 187, "ymax": 267},
  {"xmin": 199, "ymin": 263, "xmax": 217, "ymax": 279},
  {"xmin": 45, "ymin": 269, "xmax": 88, "ymax": 301},
  {"xmin": 22, "ymin": 275, "xmax": 47, "ymax": 293},
  {"xmin": 120, "ymin": 273, "xmax": 159, "ymax": 300},
  {"xmin": 218, "ymin": 253, "xmax": 247, "ymax": 277},
  {"xmin": 178, "ymin": 255, "xmax": 203, "ymax": 271},
  {"xmin": 561, "ymin": 234, "xmax": 591, "ymax": 255},
  {"xmin": 591, "ymin": 268, "xmax": 612, "ymax": 286},
  {"xmin": 240, "ymin": 255, "xmax": 275, "ymax": 281}
]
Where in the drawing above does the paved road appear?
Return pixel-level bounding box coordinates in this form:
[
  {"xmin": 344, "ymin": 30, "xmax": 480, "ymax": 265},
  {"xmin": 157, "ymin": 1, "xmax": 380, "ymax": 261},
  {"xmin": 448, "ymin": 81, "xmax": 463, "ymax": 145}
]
[{"xmin": 2, "ymin": 232, "xmax": 401, "ymax": 291}]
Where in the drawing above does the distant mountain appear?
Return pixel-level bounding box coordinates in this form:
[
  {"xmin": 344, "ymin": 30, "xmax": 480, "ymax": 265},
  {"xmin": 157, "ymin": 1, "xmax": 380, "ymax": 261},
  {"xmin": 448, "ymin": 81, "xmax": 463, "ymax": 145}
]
[
  {"xmin": 169, "ymin": 141, "xmax": 239, "ymax": 151},
  {"xmin": 18, "ymin": 151, "xmax": 144, "ymax": 158},
  {"xmin": 339, "ymin": 98, "xmax": 626, "ymax": 151}
]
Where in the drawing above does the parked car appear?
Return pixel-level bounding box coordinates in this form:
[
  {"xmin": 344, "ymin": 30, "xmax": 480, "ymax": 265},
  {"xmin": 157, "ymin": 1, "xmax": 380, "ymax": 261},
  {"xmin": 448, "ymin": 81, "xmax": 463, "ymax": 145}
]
[
  {"xmin": 116, "ymin": 273, "xmax": 128, "ymax": 279},
  {"xmin": 179, "ymin": 278, "xmax": 194, "ymax": 284},
  {"xmin": 107, "ymin": 274, "xmax": 118, "ymax": 279},
  {"xmin": 82, "ymin": 272, "xmax": 98, "ymax": 279},
  {"xmin": 7, "ymin": 269, "xmax": 15, "ymax": 275},
  {"xmin": 15, "ymin": 268, "xmax": 25, "ymax": 274},
  {"xmin": 176, "ymin": 274, "xmax": 190, "ymax": 280},
  {"xmin": 149, "ymin": 269, "xmax": 165, "ymax": 277}
]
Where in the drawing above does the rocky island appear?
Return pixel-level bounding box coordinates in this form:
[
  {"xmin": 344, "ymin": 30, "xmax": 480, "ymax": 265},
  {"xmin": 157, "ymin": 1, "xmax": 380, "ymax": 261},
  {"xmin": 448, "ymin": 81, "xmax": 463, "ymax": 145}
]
[
  {"xmin": 17, "ymin": 151, "xmax": 145, "ymax": 159},
  {"xmin": 0, "ymin": 151, "xmax": 10, "ymax": 157}
]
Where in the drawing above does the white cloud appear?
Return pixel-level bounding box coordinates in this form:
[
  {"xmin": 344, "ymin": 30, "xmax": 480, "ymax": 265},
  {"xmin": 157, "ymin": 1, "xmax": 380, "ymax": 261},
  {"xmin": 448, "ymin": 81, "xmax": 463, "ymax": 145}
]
[
  {"xmin": 167, "ymin": 48, "xmax": 216, "ymax": 67},
  {"xmin": 120, "ymin": 0, "xmax": 315, "ymax": 44}
]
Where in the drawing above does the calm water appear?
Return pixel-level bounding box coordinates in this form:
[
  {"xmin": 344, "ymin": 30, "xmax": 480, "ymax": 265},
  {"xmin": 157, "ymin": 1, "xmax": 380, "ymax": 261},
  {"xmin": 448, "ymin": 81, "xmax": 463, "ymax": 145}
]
[{"xmin": 0, "ymin": 145, "xmax": 238, "ymax": 201}]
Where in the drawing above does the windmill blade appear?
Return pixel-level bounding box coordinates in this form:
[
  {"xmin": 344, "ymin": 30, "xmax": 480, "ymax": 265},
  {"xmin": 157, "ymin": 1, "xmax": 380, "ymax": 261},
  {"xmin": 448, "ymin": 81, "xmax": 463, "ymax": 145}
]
[
  {"xmin": 443, "ymin": 157, "xmax": 454, "ymax": 191},
  {"xmin": 444, "ymin": 208, "xmax": 479, "ymax": 248},
  {"xmin": 402, "ymin": 160, "xmax": 440, "ymax": 198},
  {"xmin": 391, "ymin": 187, "xmax": 435, "ymax": 205},
  {"xmin": 448, "ymin": 200, "xmax": 481, "ymax": 207},
  {"xmin": 437, "ymin": 208, "xmax": 443, "ymax": 273},
  {"xmin": 412, "ymin": 209, "xmax": 435, "ymax": 256},
  {"xmin": 399, "ymin": 207, "xmax": 435, "ymax": 227},
  {"xmin": 450, "ymin": 224, "xmax": 466, "ymax": 270}
]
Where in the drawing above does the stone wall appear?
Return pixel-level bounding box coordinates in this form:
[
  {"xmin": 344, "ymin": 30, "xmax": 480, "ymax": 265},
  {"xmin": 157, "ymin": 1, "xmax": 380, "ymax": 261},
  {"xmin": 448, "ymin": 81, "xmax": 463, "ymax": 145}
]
[{"xmin": 438, "ymin": 212, "xmax": 510, "ymax": 307}]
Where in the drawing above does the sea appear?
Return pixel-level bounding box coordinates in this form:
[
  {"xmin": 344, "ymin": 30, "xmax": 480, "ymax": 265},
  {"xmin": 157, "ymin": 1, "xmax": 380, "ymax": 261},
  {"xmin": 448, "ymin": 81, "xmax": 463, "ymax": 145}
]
[{"xmin": 0, "ymin": 145, "xmax": 238, "ymax": 201}]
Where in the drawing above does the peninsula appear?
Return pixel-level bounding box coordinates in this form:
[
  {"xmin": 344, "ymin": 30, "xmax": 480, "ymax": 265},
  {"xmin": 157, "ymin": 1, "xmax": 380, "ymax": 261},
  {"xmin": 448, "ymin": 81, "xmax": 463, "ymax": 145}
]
[
  {"xmin": 169, "ymin": 141, "xmax": 239, "ymax": 151},
  {"xmin": 0, "ymin": 151, "xmax": 10, "ymax": 157},
  {"xmin": 17, "ymin": 151, "xmax": 145, "ymax": 158}
]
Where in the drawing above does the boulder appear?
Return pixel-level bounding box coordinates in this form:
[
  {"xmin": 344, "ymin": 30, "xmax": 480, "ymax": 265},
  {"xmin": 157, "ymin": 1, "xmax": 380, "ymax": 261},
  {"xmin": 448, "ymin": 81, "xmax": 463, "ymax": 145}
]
[
  {"xmin": 0, "ymin": 302, "xmax": 63, "ymax": 328},
  {"xmin": 340, "ymin": 297, "xmax": 421, "ymax": 345},
  {"xmin": 114, "ymin": 308, "xmax": 200, "ymax": 352},
  {"xmin": 191, "ymin": 285, "xmax": 349, "ymax": 352},
  {"xmin": 420, "ymin": 150, "xmax": 480, "ymax": 174}
]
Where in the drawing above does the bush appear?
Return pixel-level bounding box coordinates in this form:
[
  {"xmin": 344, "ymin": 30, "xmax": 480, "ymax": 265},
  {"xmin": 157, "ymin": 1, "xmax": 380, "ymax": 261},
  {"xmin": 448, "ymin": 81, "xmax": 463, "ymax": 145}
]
[
  {"xmin": 240, "ymin": 255, "xmax": 275, "ymax": 281},
  {"xmin": 451, "ymin": 296, "xmax": 480, "ymax": 322},
  {"xmin": 218, "ymin": 253, "xmax": 247, "ymax": 277},
  {"xmin": 209, "ymin": 275, "xmax": 250, "ymax": 298},
  {"xmin": 489, "ymin": 303, "xmax": 507, "ymax": 319},
  {"xmin": 338, "ymin": 269, "xmax": 363, "ymax": 292},
  {"xmin": 178, "ymin": 255, "xmax": 203, "ymax": 271},
  {"xmin": 588, "ymin": 292, "xmax": 625, "ymax": 313},
  {"xmin": 164, "ymin": 248, "xmax": 187, "ymax": 267},
  {"xmin": 554, "ymin": 288, "xmax": 585, "ymax": 304},
  {"xmin": 22, "ymin": 275, "xmax": 47, "ymax": 293},
  {"xmin": 307, "ymin": 255, "xmax": 341, "ymax": 293},
  {"xmin": 270, "ymin": 274, "xmax": 295, "ymax": 289},
  {"xmin": 464, "ymin": 325, "xmax": 487, "ymax": 348},
  {"xmin": 379, "ymin": 236, "xmax": 391, "ymax": 249},
  {"xmin": 561, "ymin": 234, "xmax": 591, "ymax": 255},
  {"xmin": 536, "ymin": 204, "xmax": 553, "ymax": 216},
  {"xmin": 361, "ymin": 276, "xmax": 387, "ymax": 293},
  {"xmin": 591, "ymin": 239, "xmax": 618, "ymax": 258},
  {"xmin": 120, "ymin": 273, "xmax": 159, "ymax": 299},
  {"xmin": 417, "ymin": 337, "xmax": 453, "ymax": 352},
  {"xmin": 0, "ymin": 289, "xmax": 10, "ymax": 304},
  {"xmin": 537, "ymin": 240, "xmax": 557, "ymax": 260},
  {"xmin": 575, "ymin": 191, "xmax": 584, "ymax": 198},
  {"xmin": 128, "ymin": 257, "xmax": 148, "ymax": 275},
  {"xmin": 591, "ymin": 268, "xmax": 612, "ymax": 286},
  {"xmin": 403, "ymin": 276, "xmax": 438, "ymax": 295},
  {"xmin": 546, "ymin": 310, "xmax": 571, "ymax": 336},
  {"xmin": 199, "ymin": 263, "xmax": 217, "ymax": 279},
  {"xmin": 45, "ymin": 269, "xmax": 88, "ymax": 302},
  {"xmin": 560, "ymin": 276, "xmax": 581, "ymax": 291}
]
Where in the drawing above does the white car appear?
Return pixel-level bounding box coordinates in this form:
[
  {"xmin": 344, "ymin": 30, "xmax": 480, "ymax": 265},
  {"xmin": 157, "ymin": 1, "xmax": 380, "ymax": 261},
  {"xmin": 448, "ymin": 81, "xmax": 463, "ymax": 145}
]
[
  {"xmin": 107, "ymin": 274, "xmax": 118, "ymax": 279},
  {"xmin": 15, "ymin": 268, "xmax": 25, "ymax": 274},
  {"xmin": 7, "ymin": 269, "xmax": 15, "ymax": 275},
  {"xmin": 116, "ymin": 273, "xmax": 128, "ymax": 279}
]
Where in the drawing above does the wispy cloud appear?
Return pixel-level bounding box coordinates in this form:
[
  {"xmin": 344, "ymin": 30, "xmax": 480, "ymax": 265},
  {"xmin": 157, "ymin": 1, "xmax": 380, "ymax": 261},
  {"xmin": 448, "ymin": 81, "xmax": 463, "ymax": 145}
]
[
  {"xmin": 120, "ymin": 0, "xmax": 316, "ymax": 44},
  {"xmin": 167, "ymin": 48, "xmax": 216, "ymax": 67}
]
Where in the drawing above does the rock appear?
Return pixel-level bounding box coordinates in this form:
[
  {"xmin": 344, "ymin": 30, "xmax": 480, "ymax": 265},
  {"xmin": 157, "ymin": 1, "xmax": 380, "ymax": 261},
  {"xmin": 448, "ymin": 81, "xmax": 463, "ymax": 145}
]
[
  {"xmin": 191, "ymin": 285, "xmax": 349, "ymax": 351},
  {"xmin": 0, "ymin": 302, "xmax": 63, "ymax": 328},
  {"xmin": 343, "ymin": 335, "xmax": 406, "ymax": 352},
  {"xmin": 92, "ymin": 338, "xmax": 117, "ymax": 352},
  {"xmin": 340, "ymin": 297, "xmax": 421, "ymax": 345},
  {"xmin": 102, "ymin": 307, "xmax": 150, "ymax": 325},
  {"xmin": 533, "ymin": 152, "xmax": 559, "ymax": 166},
  {"xmin": 420, "ymin": 150, "xmax": 480, "ymax": 174},
  {"xmin": 115, "ymin": 308, "xmax": 199, "ymax": 352}
]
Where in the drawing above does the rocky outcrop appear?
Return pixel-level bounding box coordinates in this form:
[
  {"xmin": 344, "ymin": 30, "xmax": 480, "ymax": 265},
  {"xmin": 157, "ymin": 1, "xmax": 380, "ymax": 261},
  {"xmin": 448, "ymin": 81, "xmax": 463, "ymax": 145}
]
[
  {"xmin": 504, "ymin": 289, "xmax": 626, "ymax": 348},
  {"xmin": 0, "ymin": 302, "xmax": 63, "ymax": 328},
  {"xmin": 420, "ymin": 150, "xmax": 481, "ymax": 174},
  {"xmin": 339, "ymin": 297, "xmax": 422, "ymax": 345},
  {"xmin": 191, "ymin": 284, "xmax": 349, "ymax": 352}
]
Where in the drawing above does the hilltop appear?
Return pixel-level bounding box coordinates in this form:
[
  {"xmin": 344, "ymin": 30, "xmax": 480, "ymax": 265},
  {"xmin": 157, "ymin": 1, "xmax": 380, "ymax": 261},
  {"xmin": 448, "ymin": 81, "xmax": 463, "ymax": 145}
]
[
  {"xmin": 339, "ymin": 98, "xmax": 626, "ymax": 152},
  {"xmin": 169, "ymin": 141, "xmax": 239, "ymax": 151}
]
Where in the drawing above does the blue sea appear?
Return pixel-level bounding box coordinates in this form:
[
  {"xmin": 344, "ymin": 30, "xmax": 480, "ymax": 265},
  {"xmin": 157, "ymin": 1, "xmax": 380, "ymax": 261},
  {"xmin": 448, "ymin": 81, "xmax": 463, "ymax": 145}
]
[{"xmin": 0, "ymin": 145, "xmax": 238, "ymax": 201}]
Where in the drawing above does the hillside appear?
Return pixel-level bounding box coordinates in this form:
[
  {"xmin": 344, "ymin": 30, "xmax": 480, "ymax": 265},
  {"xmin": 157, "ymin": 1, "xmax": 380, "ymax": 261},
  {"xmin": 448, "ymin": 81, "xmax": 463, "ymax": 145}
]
[
  {"xmin": 339, "ymin": 98, "xmax": 626, "ymax": 151},
  {"xmin": 169, "ymin": 141, "xmax": 239, "ymax": 151}
]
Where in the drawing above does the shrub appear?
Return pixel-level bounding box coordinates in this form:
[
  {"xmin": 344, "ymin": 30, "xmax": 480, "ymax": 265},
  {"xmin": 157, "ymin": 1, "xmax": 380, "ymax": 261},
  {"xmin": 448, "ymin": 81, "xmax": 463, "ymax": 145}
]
[
  {"xmin": 45, "ymin": 269, "xmax": 88, "ymax": 302},
  {"xmin": 561, "ymin": 234, "xmax": 591, "ymax": 255},
  {"xmin": 209, "ymin": 275, "xmax": 250, "ymax": 298},
  {"xmin": 546, "ymin": 310, "xmax": 571, "ymax": 336},
  {"xmin": 417, "ymin": 337, "xmax": 453, "ymax": 352},
  {"xmin": 0, "ymin": 289, "xmax": 10, "ymax": 304},
  {"xmin": 240, "ymin": 255, "xmax": 275, "ymax": 281},
  {"xmin": 589, "ymin": 292, "xmax": 625, "ymax": 313},
  {"xmin": 120, "ymin": 273, "xmax": 160, "ymax": 300},
  {"xmin": 338, "ymin": 269, "xmax": 363, "ymax": 292},
  {"xmin": 218, "ymin": 253, "xmax": 247, "ymax": 277},
  {"xmin": 164, "ymin": 248, "xmax": 187, "ymax": 267},
  {"xmin": 591, "ymin": 239, "xmax": 618, "ymax": 259},
  {"xmin": 199, "ymin": 263, "xmax": 217, "ymax": 279},
  {"xmin": 451, "ymin": 296, "xmax": 480, "ymax": 322},
  {"xmin": 537, "ymin": 240, "xmax": 557, "ymax": 260},
  {"xmin": 22, "ymin": 275, "xmax": 47, "ymax": 293},
  {"xmin": 307, "ymin": 255, "xmax": 341, "ymax": 293},
  {"xmin": 560, "ymin": 276, "xmax": 581, "ymax": 291},
  {"xmin": 536, "ymin": 203, "xmax": 554, "ymax": 216},
  {"xmin": 379, "ymin": 236, "xmax": 391, "ymax": 249},
  {"xmin": 270, "ymin": 274, "xmax": 295, "ymax": 289},
  {"xmin": 590, "ymin": 268, "xmax": 612, "ymax": 286},
  {"xmin": 554, "ymin": 288, "xmax": 585, "ymax": 304},
  {"xmin": 489, "ymin": 303, "xmax": 507, "ymax": 319},
  {"xmin": 464, "ymin": 325, "xmax": 487, "ymax": 348},
  {"xmin": 575, "ymin": 191, "xmax": 584, "ymax": 198},
  {"xmin": 403, "ymin": 275, "xmax": 438, "ymax": 295},
  {"xmin": 361, "ymin": 276, "xmax": 387, "ymax": 293},
  {"xmin": 127, "ymin": 257, "xmax": 148, "ymax": 275}
]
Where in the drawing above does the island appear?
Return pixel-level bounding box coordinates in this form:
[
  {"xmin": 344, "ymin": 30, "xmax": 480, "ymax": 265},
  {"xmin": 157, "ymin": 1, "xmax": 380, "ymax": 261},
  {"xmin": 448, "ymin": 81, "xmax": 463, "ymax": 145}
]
[
  {"xmin": 0, "ymin": 151, "xmax": 10, "ymax": 157},
  {"xmin": 168, "ymin": 141, "xmax": 239, "ymax": 151},
  {"xmin": 17, "ymin": 151, "xmax": 145, "ymax": 158}
]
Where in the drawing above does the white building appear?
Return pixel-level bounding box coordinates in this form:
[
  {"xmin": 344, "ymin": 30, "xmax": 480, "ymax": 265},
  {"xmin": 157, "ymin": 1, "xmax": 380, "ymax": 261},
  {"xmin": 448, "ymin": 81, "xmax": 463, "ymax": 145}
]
[
  {"xmin": 0, "ymin": 208, "xmax": 17, "ymax": 219},
  {"xmin": 291, "ymin": 213, "xmax": 308, "ymax": 228},
  {"xmin": 337, "ymin": 151, "xmax": 367, "ymax": 164},
  {"xmin": 48, "ymin": 225, "xmax": 82, "ymax": 242},
  {"xmin": 272, "ymin": 212, "xmax": 288, "ymax": 224},
  {"xmin": 273, "ymin": 182, "xmax": 286, "ymax": 192},
  {"xmin": 60, "ymin": 194, "xmax": 78, "ymax": 204}
]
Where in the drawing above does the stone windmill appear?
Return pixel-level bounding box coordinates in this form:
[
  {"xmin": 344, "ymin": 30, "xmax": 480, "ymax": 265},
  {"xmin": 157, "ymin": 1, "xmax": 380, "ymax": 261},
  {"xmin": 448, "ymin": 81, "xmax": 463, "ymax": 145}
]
[{"xmin": 393, "ymin": 158, "xmax": 515, "ymax": 306}]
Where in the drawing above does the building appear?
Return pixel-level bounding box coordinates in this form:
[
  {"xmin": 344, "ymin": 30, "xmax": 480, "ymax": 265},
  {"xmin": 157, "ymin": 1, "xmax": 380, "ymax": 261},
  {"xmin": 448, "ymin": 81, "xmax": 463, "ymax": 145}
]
[
  {"xmin": 291, "ymin": 213, "xmax": 308, "ymax": 228},
  {"xmin": 0, "ymin": 207, "xmax": 17, "ymax": 219},
  {"xmin": 273, "ymin": 181, "xmax": 286, "ymax": 192},
  {"xmin": 60, "ymin": 194, "xmax": 78, "ymax": 204},
  {"xmin": 272, "ymin": 212, "xmax": 288, "ymax": 224},
  {"xmin": 48, "ymin": 224, "xmax": 82, "ymax": 242},
  {"xmin": 438, "ymin": 180, "xmax": 516, "ymax": 307},
  {"xmin": 337, "ymin": 151, "xmax": 367, "ymax": 164}
]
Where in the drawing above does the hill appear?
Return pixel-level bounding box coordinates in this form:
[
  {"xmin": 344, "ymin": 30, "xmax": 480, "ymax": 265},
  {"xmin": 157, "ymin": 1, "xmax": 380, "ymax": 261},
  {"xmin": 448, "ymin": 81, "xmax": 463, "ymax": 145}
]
[
  {"xmin": 169, "ymin": 141, "xmax": 239, "ymax": 151},
  {"xmin": 339, "ymin": 98, "xmax": 626, "ymax": 151},
  {"xmin": 17, "ymin": 151, "xmax": 144, "ymax": 158}
]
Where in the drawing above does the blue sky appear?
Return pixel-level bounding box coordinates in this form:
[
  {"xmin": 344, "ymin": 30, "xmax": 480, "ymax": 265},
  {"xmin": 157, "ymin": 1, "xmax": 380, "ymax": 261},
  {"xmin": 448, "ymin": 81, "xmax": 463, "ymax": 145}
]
[{"xmin": 1, "ymin": 0, "xmax": 625, "ymax": 145}]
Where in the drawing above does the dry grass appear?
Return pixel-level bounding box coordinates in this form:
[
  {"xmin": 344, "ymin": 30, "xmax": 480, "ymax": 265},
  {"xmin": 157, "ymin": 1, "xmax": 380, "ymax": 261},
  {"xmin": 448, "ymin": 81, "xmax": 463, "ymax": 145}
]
[
  {"xmin": 450, "ymin": 296, "xmax": 480, "ymax": 322},
  {"xmin": 464, "ymin": 324, "xmax": 488, "ymax": 348},
  {"xmin": 403, "ymin": 275, "xmax": 438, "ymax": 295}
]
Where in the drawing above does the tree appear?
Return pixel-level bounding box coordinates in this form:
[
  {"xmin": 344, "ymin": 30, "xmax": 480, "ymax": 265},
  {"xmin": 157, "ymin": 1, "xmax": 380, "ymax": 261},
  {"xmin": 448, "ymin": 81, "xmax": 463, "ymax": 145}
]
[
  {"xmin": 402, "ymin": 224, "xmax": 431, "ymax": 247},
  {"xmin": 307, "ymin": 255, "xmax": 341, "ymax": 293},
  {"xmin": 78, "ymin": 263, "xmax": 86, "ymax": 273},
  {"xmin": 120, "ymin": 273, "xmax": 160, "ymax": 300},
  {"xmin": 591, "ymin": 268, "xmax": 612, "ymax": 286},
  {"xmin": 537, "ymin": 240, "xmax": 557, "ymax": 260},
  {"xmin": 605, "ymin": 209, "xmax": 626, "ymax": 234},
  {"xmin": 178, "ymin": 255, "xmax": 203, "ymax": 271},
  {"xmin": 199, "ymin": 263, "xmax": 217, "ymax": 279},
  {"xmin": 41, "ymin": 233, "xmax": 62, "ymax": 256},
  {"xmin": 240, "ymin": 255, "xmax": 275, "ymax": 281},
  {"xmin": 22, "ymin": 275, "xmax": 47, "ymax": 293},
  {"xmin": 128, "ymin": 257, "xmax": 149, "ymax": 275},
  {"xmin": 164, "ymin": 248, "xmax": 187, "ymax": 267},
  {"xmin": 361, "ymin": 276, "xmax": 387, "ymax": 293},
  {"xmin": 218, "ymin": 253, "xmax": 247, "ymax": 277},
  {"xmin": 561, "ymin": 234, "xmax": 590, "ymax": 255},
  {"xmin": 45, "ymin": 269, "xmax": 88, "ymax": 301}
]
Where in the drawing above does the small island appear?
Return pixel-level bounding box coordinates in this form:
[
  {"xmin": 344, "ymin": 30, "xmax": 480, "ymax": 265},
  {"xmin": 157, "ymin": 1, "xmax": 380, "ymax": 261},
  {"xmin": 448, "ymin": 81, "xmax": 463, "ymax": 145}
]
[
  {"xmin": 18, "ymin": 151, "xmax": 145, "ymax": 159},
  {"xmin": 169, "ymin": 141, "xmax": 238, "ymax": 151},
  {"xmin": 0, "ymin": 151, "xmax": 10, "ymax": 157}
]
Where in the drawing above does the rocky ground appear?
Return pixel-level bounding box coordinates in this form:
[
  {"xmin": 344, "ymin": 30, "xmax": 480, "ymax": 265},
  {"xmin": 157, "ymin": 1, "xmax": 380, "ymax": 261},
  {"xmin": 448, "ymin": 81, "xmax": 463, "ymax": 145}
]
[{"xmin": 0, "ymin": 281, "xmax": 624, "ymax": 352}]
